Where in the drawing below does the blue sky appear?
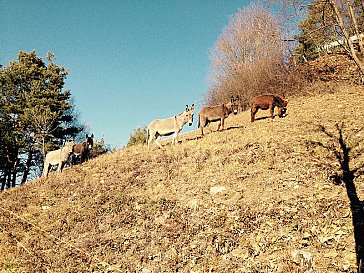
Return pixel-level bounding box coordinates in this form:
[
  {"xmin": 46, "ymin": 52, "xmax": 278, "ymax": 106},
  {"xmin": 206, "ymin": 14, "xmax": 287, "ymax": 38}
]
[{"xmin": 1, "ymin": 1, "xmax": 250, "ymax": 148}]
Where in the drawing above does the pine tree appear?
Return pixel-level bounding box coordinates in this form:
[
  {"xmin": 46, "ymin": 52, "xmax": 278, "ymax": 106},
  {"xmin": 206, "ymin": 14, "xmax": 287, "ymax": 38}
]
[
  {"xmin": 127, "ymin": 127, "xmax": 147, "ymax": 147},
  {"xmin": 294, "ymin": 0, "xmax": 337, "ymax": 61},
  {"xmin": 294, "ymin": 0, "xmax": 364, "ymax": 67},
  {"xmin": 0, "ymin": 51, "xmax": 82, "ymax": 188}
]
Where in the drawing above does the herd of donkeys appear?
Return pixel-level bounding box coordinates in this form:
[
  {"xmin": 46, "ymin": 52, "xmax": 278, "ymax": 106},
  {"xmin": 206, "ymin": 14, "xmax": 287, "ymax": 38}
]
[{"xmin": 42, "ymin": 93, "xmax": 288, "ymax": 178}]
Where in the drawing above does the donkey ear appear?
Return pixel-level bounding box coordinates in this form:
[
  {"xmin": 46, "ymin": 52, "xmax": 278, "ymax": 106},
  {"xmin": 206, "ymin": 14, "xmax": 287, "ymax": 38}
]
[
  {"xmin": 86, "ymin": 134, "xmax": 88, "ymax": 138},
  {"xmin": 91, "ymin": 134, "xmax": 94, "ymax": 138},
  {"xmin": 236, "ymin": 95, "xmax": 240, "ymax": 100},
  {"xmin": 191, "ymin": 104, "xmax": 195, "ymax": 110}
]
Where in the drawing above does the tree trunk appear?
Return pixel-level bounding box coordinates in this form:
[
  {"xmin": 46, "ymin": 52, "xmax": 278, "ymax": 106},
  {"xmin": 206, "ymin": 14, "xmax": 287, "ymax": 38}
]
[
  {"xmin": 6, "ymin": 168, "xmax": 11, "ymax": 189},
  {"xmin": 1, "ymin": 174, "xmax": 6, "ymax": 191},
  {"xmin": 10, "ymin": 158, "xmax": 18, "ymax": 188},
  {"xmin": 346, "ymin": 0, "xmax": 364, "ymax": 53},
  {"xmin": 21, "ymin": 150, "xmax": 33, "ymax": 184},
  {"xmin": 329, "ymin": 0, "xmax": 364, "ymax": 77}
]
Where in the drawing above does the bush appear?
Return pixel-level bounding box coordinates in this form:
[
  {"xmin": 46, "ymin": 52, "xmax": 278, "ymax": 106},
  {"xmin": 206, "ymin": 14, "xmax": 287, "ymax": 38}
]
[{"xmin": 127, "ymin": 126, "xmax": 147, "ymax": 147}]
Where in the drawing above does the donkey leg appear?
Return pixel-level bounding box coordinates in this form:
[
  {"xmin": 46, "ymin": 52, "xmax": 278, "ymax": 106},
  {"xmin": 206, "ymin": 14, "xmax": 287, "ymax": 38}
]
[
  {"xmin": 81, "ymin": 153, "xmax": 86, "ymax": 163},
  {"xmin": 270, "ymin": 106, "xmax": 275, "ymax": 119},
  {"xmin": 251, "ymin": 108, "xmax": 257, "ymax": 122},
  {"xmin": 147, "ymin": 137, "xmax": 152, "ymax": 150},
  {"xmin": 71, "ymin": 154, "xmax": 76, "ymax": 165},
  {"xmin": 148, "ymin": 131, "xmax": 155, "ymax": 150},
  {"xmin": 173, "ymin": 132, "xmax": 179, "ymax": 145},
  {"xmin": 57, "ymin": 162, "xmax": 64, "ymax": 173},
  {"xmin": 217, "ymin": 120, "xmax": 221, "ymax": 131},
  {"xmin": 155, "ymin": 135, "xmax": 163, "ymax": 149},
  {"xmin": 59, "ymin": 161, "xmax": 67, "ymax": 173},
  {"xmin": 221, "ymin": 118, "xmax": 225, "ymax": 131},
  {"xmin": 206, "ymin": 121, "xmax": 213, "ymax": 133},
  {"xmin": 43, "ymin": 163, "xmax": 49, "ymax": 178},
  {"xmin": 200, "ymin": 118, "xmax": 207, "ymax": 136}
]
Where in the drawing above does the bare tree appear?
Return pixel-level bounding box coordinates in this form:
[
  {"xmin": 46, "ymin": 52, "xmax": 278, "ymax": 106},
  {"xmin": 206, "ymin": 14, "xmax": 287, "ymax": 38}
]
[
  {"xmin": 277, "ymin": 0, "xmax": 364, "ymax": 77},
  {"xmin": 328, "ymin": 0, "xmax": 364, "ymax": 75},
  {"xmin": 206, "ymin": 3, "xmax": 293, "ymax": 109}
]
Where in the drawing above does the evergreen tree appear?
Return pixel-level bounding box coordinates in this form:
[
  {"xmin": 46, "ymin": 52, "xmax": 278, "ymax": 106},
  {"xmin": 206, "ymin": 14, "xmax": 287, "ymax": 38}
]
[
  {"xmin": 294, "ymin": 0, "xmax": 336, "ymax": 61},
  {"xmin": 127, "ymin": 126, "xmax": 147, "ymax": 147},
  {"xmin": 0, "ymin": 51, "xmax": 82, "ymax": 188},
  {"xmin": 294, "ymin": 0, "xmax": 364, "ymax": 63},
  {"xmin": 90, "ymin": 135, "xmax": 110, "ymax": 157}
]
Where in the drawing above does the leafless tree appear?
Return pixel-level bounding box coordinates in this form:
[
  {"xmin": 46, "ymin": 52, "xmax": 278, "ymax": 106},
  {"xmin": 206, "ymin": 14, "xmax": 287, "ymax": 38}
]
[
  {"xmin": 328, "ymin": 0, "xmax": 364, "ymax": 74},
  {"xmin": 275, "ymin": 0, "xmax": 364, "ymax": 77},
  {"xmin": 206, "ymin": 3, "xmax": 295, "ymax": 109}
]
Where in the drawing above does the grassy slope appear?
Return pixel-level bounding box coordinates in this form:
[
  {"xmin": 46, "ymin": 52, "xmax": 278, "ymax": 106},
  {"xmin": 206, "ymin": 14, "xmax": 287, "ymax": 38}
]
[{"xmin": 1, "ymin": 83, "xmax": 364, "ymax": 272}]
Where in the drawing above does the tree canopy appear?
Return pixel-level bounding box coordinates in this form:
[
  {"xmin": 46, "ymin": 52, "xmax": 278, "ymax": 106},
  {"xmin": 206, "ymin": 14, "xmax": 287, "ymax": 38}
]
[
  {"xmin": 127, "ymin": 126, "xmax": 147, "ymax": 147},
  {"xmin": 293, "ymin": 0, "xmax": 364, "ymax": 74},
  {"xmin": 0, "ymin": 51, "xmax": 82, "ymax": 189}
]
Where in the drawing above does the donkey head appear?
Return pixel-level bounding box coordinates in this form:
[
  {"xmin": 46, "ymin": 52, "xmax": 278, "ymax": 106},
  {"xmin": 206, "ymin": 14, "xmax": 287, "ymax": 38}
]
[
  {"xmin": 86, "ymin": 134, "xmax": 94, "ymax": 149},
  {"xmin": 230, "ymin": 96, "xmax": 240, "ymax": 115},
  {"xmin": 278, "ymin": 94, "xmax": 288, "ymax": 118},
  {"xmin": 66, "ymin": 139, "xmax": 75, "ymax": 155},
  {"xmin": 278, "ymin": 107, "xmax": 287, "ymax": 117},
  {"xmin": 184, "ymin": 104, "xmax": 195, "ymax": 126}
]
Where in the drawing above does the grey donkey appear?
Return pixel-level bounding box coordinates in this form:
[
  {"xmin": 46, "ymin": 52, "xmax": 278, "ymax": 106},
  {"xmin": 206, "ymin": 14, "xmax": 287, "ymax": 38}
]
[{"xmin": 43, "ymin": 140, "xmax": 74, "ymax": 178}]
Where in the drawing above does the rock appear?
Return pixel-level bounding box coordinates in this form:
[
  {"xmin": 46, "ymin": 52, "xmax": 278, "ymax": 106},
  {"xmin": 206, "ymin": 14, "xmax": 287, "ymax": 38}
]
[{"xmin": 210, "ymin": 186, "xmax": 227, "ymax": 194}]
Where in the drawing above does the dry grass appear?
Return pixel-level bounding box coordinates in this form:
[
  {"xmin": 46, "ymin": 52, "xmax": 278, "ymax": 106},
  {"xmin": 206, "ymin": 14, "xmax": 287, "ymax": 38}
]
[{"xmin": 1, "ymin": 83, "xmax": 364, "ymax": 272}]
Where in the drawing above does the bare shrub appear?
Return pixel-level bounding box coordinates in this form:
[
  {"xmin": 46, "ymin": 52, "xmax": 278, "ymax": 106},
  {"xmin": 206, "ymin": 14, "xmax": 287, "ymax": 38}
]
[{"xmin": 206, "ymin": 3, "xmax": 299, "ymax": 110}]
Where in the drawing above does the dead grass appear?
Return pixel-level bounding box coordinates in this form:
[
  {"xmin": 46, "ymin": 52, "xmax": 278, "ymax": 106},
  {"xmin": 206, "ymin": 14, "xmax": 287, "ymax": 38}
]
[{"xmin": 1, "ymin": 83, "xmax": 364, "ymax": 272}]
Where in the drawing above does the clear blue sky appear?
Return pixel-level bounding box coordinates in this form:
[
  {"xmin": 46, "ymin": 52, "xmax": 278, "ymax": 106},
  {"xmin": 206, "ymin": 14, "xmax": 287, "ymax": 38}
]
[{"xmin": 1, "ymin": 0, "xmax": 250, "ymax": 148}]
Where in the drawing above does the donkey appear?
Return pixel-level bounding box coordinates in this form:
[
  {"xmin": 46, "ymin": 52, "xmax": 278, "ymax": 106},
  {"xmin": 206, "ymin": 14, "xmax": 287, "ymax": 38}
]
[
  {"xmin": 251, "ymin": 94, "xmax": 288, "ymax": 122},
  {"xmin": 72, "ymin": 134, "xmax": 94, "ymax": 165},
  {"xmin": 43, "ymin": 140, "xmax": 74, "ymax": 178},
  {"xmin": 147, "ymin": 104, "xmax": 195, "ymax": 149},
  {"xmin": 198, "ymin": 96, "xmax": 240, "ymax": 136}
]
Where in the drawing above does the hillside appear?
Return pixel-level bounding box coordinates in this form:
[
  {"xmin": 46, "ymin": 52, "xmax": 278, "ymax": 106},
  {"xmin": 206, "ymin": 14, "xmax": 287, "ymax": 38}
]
[{"xmin": 1, "ymin": 83, "xmax": 364, "ymax": 272}]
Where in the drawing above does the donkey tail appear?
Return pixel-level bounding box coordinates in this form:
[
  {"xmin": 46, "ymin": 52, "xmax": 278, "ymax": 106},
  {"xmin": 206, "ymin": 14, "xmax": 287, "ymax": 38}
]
[{"xmin": 197, "ymin": 114, "xmax": 201, "ymax": 128}]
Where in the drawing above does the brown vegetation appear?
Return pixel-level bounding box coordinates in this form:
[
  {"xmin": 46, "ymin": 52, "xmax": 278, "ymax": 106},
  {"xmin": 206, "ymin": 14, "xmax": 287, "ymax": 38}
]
[
  {"xmin": 1, "ymin": 82, "xmax": 363, "ymax": 272},
  {"xmin": 295, "ymin": 54, "xmax": 363, "ymax": 84},
  {"xmin": 206, "ymin": 4, "xmax": 294, "ymax": 110}
]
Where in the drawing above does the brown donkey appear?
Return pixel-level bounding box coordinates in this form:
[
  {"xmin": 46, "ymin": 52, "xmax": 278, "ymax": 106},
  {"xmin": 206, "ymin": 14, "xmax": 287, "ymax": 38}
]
[
  {"xmin": 72, "ymin": 134, "xmax": 94, "ymax": 164},
  {"xmin": 198, "ymin": 96, "xmax": 240, "ymax": 136},
  {"xmin": 250, "ymin": 94, "xmax": 288, "ymax": 122}
]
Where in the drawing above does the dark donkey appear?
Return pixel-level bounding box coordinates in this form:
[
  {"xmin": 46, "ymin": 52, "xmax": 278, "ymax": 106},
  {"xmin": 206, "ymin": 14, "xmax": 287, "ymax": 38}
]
[
  {"xmin": 72, "ymin": 134, "xmax": 94, "ymax": 164},
  {"xmin": 198, "ymin": 96, "xmax": 240, "ymax": 136},
  {"xmin": 250, "ymin": 94, "xmax": 288, "ymax": 122}
]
